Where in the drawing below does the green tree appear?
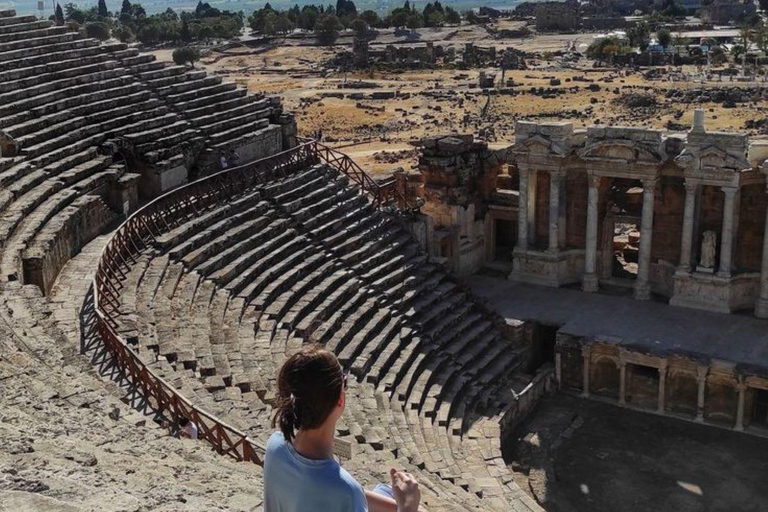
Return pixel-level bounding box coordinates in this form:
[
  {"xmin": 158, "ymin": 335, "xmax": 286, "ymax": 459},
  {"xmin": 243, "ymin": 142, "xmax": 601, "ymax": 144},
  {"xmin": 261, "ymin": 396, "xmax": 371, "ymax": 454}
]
[
  {"xmin": 406, "ymin": 12, "xmax": 423, "ymax": 31},
  {"xmin": 173, "ymin": 46, "xmax": 201, "ymax": 67},
  {"xmin": 350, "ymin": 17, "xmax": 368, "ymax": 37},
  {"xmin": 85, "ymin": 21, "xmax": 110, "ymax": 40},
  {"xmin": 113, "ymin": 24, "xmax": 134, "ymax": 41},
  {"xmin": 315, "ymin": 13, "xmax": 342, "ymax": 45},
  {"xmin": 55, "ymin": 3, "xmax": 65, "ymax": 25},
  {"xmin": 359, "ymin": 10, "xmax": 380, "ymax": 27},
  {"xmin": 180, "ymin": 17, "xmax": 191, "ymax": 41},
  {"xmin": 657, "ymin": 28, "xmax": 672, "ymax": 48},
  {"xmin": 445, "ymin": 6, "xmax": 461, "ymax": 25},
  {"xmin": 627, "ymin": 21, "xmax": 650, "ymax": 50},
  {"xmin": 97, "ymin": 0, "xmax": 108, "ymax": 18},
  {"xmin": 275, "ymin": 13, "xmax": 294, "ymax": 36}
]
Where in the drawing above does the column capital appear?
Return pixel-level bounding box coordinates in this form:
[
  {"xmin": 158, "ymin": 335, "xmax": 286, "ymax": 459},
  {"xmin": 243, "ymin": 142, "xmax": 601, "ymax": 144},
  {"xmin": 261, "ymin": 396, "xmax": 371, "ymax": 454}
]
[
  {"xmin": 581, "ymin": 344, "xmax": 592, "ymax": 356},
  {"xmin": 684, "ymin": 181, "xmax": 700, "ymax": 194},
  {"xmin": 658, "ymin": 360, "xmax": 668, "ymax": 372},
  {"xmin": 587, "ymin": 173, "xmax": 601, "ymax": 188},
  {"xmin": 697, "ymin": 365, "xmax": 709, "ymax": 381},
  {"xmin": 641, "ymin": 177, "xmax": 659, "ymax": 192},
  {"xmin": 518, "ymin": 167, "xmax": 530, "ymax": 180},
  {"xmin": 721, "ymin": 185, "xmax": 739, "ymax": 197}
]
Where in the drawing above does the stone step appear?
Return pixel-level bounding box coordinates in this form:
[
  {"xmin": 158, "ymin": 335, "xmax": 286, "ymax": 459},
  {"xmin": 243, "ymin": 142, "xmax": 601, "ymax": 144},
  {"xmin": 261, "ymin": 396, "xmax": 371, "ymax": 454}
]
[
  {"xmin": 0, "ymin": 19, "xmax": 54, "ymax": 36},
  {"xmin": 0, "ymin": 51, "xmax": 112, "ymax": 86},
  {"xmin": 0, "ymin": 24, "xmax": 67, "ymax": 43},
  {"xmin": 0, "ymin": 38, "xmax": 98, "ymax": 67},
  {"xmin": 0, "ymin": 31, "xmax": 78, "ymax": 54},
  {"xmin": 0, "ymin": 58, "xmax": 119, "ymax": 95}
]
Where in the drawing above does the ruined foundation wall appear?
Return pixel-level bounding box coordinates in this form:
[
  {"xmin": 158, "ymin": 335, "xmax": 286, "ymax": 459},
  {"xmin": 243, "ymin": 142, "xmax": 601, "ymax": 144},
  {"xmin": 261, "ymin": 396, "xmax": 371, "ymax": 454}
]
[{"xmin": 736, "ymin": 183, "xmax": 768, "ymax": 272}]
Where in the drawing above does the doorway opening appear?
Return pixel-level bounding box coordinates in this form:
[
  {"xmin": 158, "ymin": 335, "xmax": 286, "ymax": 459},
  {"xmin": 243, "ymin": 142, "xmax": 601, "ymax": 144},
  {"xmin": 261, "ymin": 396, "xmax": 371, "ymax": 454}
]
[
  {"xmin": 494, "ymin": 219, "xmax": 515, "ymax": 262},
  {"xmin": 526, "ymin": 323, "xmax": 557, "ymax": 373},
  {"xmin": 753, "ymin": 388, "xmax": 768, "ymax": 428}
]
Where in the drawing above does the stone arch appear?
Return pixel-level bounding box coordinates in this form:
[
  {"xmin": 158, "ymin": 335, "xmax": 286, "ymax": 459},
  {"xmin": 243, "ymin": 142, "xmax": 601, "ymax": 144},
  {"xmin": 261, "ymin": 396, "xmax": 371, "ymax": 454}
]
[
  {"xmin": 666, "ymin": 370, "xmax": 698, "ymax": 417},
  {"xmin": 591, "ymin": 356, "xmax": 620, "ymax": 399},
  {"xmin": 705, "ymin": 377, "xmax": 738, "ymax": 425}
]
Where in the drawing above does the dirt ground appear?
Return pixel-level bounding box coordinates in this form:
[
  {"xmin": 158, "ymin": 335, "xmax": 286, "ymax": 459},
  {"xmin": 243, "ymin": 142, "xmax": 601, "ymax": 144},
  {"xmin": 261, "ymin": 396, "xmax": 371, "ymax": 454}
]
[
  {"xmin": 154, "ymin": 26, "xmax": 768, "ymax": 175},
  {"xmin": 505, "ymin": 394, "xmax": 768, "ymax": 512}
]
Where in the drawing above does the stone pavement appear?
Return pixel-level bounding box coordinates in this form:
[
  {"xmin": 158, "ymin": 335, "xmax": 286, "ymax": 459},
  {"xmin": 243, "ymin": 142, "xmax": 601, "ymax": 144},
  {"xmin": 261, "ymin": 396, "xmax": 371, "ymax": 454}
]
[{"xmin": 469, "ymin": 275, "xmax": 768, "ymax": 372}]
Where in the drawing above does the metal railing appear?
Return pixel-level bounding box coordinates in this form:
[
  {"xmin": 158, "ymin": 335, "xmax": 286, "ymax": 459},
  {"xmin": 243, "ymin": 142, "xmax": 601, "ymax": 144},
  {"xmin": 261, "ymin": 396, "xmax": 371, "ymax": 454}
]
[
  {"xmin": 309, "ymin": 140, "xmax": 411, "ymax": 210},
  {"xmin": 92, "ymin": 140, "xmax": 407, "ymax": 465}
]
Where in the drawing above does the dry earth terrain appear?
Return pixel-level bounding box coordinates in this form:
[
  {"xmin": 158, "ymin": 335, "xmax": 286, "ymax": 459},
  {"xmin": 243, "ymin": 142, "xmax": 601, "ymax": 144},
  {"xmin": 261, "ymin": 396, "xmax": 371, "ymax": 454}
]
[{"xmin": 156, "ymin": 25, "xmax": 768, "ymax": 176}]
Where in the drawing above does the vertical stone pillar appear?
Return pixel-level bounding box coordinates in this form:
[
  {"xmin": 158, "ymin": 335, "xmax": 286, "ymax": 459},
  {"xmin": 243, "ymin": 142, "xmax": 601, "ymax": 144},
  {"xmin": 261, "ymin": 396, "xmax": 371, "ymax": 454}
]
[
  {"xmin": 517, "ymin": 168, "xmax": 529, "ymax": 251},
  {"xmin": 583, "ymin": 174, "xmax": 601, "ymax": 292},
  {"xmin": 696, "ymin": 366, "xmax": 708, "ymax": 422},
  {"xmin": 581, "ymin": 345, "xmax": 591, "ymax": 397},
  {"xmin": 735, "ymin": 379, "xmax": 746, "ymax": 431},
  {"xmin": 548, "ymin": 171, "xmax": 563, "ymax": 253},
  {"xmin": 755, "ymin": 188, "xmax": 768, "ymax": 317},
  {"xmin": 619, "ymin": 360, "xmax": 627, "ymax": 405},
  {"xmin": 718, "ymin": 186, "xmax": 738, "ymax": 278},
  {"xmin": 657, "ymin": 361, "xmax": 668, "ymax": 413},
  {"xmin": 678, "ymin": 182, "xmax": 699, "ymax": 274},
  {"xmin": 635, "ymin": 178, "xmax": 657, "ymax": 300},
  {"xmin": 555, "ymin": 352, "xmax": 562, "ymax": 389}
]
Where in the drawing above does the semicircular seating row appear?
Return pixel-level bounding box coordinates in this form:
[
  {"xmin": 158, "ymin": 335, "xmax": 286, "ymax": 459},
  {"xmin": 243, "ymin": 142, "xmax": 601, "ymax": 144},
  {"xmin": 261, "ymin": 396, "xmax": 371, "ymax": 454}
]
[
  {"xmin": 0, "ymin": 10, "xmax": 279, "ymax": 292},
  {"xmin": 113, "ymin": 163, "xmax": 538, "ymax": 511}
]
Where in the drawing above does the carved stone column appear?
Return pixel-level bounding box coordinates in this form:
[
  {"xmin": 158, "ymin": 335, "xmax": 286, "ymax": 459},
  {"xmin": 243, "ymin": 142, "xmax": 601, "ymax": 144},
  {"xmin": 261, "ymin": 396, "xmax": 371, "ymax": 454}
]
[
  {"xmin": 755, "ymin": 188, "xmax": 768, "ymax": 317},
  {"xmin": 718, "ymin": 186, "xmax": 738, "ymax": 278},
  {"xmin": 555, "ymin": 352, "xmax": 562, "ymax": 388},
  {"xmin": 658, "ymin": 361, "xmax": 668, "ymax": 413},
  {"xmin": 548, "ymin": 171, "xmax": 564, "ymax": 253},
  {"xmin": 583, "ymin": 174, "xmax": 601, "ymax": 292},
  {"xmin": 635, "ymin": 178, "xmax": 657, "ymax": 300},
  {"xmin": 619, "ymin": 360, "xmax": 627, "ymax": 405},
  {"xmin": 678, "ymin": 182, "xmax": 699, "ymax": 274},
  {"xmin": 517, "ymin": 168, "xmax": 529, "ymax": 251},
  {"xmin": 581, "ymin": 344, "xmax": 591, "ymax": 397},
  {"xmin": 696, "ymin": 366, "xmax": 708, "ymax": 422},
  {"xmin": 735, "ymin": 379, "xmax": 746, "ymax": 431}
]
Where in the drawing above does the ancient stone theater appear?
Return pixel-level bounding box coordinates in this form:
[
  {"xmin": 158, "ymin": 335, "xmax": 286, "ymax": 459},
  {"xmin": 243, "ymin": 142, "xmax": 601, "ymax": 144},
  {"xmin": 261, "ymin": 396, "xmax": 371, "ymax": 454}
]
[{"xmin": 0, "ymin": 8, "xmax": 766, "ymax": 512}]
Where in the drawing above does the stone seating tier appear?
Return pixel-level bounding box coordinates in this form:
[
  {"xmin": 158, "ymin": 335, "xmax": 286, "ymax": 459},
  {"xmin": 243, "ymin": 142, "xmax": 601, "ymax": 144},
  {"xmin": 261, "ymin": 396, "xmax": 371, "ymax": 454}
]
[{"xmin": 104, "ymin": 163, "xmax": 531, "ymax": 511}]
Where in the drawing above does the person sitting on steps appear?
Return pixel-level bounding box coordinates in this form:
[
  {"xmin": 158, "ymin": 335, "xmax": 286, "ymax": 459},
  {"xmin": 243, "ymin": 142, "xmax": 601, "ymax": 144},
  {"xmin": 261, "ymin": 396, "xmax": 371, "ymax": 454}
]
[{"xmin": 264, "ymin": 345, "xmax": 425, "ymax": 512}]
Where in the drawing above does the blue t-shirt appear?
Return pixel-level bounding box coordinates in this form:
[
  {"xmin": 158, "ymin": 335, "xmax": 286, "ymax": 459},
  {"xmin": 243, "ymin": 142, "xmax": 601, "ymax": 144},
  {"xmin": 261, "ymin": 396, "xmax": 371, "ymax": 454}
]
[{"xmin": 264, "ymin": 431, "xmax": 367, "ymax": 512}]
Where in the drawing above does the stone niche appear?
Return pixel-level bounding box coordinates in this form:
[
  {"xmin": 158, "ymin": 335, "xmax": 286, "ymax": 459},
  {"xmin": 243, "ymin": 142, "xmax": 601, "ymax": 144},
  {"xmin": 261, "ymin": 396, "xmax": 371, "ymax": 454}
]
[{"xmin": 417, "ymin": 134, "xmax": 502, "ymax": 276}]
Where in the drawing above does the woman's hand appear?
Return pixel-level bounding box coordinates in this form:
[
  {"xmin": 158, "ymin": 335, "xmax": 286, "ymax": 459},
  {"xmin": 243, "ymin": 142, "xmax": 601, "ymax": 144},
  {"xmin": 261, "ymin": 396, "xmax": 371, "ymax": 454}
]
[{"xmin": 390, "ymin": 468, "xmax": 421, "ymax": 512}]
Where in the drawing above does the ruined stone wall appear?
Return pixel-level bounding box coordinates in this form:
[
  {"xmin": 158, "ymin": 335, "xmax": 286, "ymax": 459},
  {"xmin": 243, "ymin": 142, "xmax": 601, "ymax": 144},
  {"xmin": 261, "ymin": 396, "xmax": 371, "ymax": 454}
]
[
  {"xmin": 736, "ymin": 183, "xmax": 768, "ymax": 272},
  {"xmin": 699, "ymin": 186, "xmax": 725, "ymax": 249},
  {"xmin": 650, "ymin": 176, "xmax": 685, "ymax": 265},
  {"xmin": 535, "ymin": 171, "xmax": 550, "ymax": 247},
  {"xmin": 566, "ymin": 170, "xmax": 588, "ymax": 249},
  {"xmin": 23, "ymin": 196, "xmax": 116, "ymax": 295}
]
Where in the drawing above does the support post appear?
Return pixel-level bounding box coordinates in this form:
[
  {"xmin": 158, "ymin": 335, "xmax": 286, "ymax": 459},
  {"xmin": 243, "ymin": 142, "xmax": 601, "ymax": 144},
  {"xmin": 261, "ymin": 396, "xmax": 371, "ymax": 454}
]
[
  {"xmin": 678, "ymin": 182, "xmax": 698, "ymax": 274},
  {"xmin": 635, "ymin": 178, "xmax": 657, "ymax": 300},
  {"xmin": 658, "ymin": 361, "xmax": 668, "ymax": 413},
  {"xmin": 548, "ymin": 171, "xmax": 563, "ymax": 253},
  {"xmin": 696, "ymin": 366, "xmax": 707, "ymax": 422},
  {"xmin": 619, "ymin": 360, "xmax": 627, "ymax": 405},
  {"xmin": 581, "ymin": 345, "xmax": 591, "ymax": 397},
  {"xmin": 583, "ymin": 174, "xmax": 600, "ymax": 292},
  {"xmin": 555, "ymin": 352, "xmax": 562, "ymax": 389},
  {"xmin": 735, "ymin": 378, "xmax": 746, "ymax": 431},
  {"xmin": 755, "ymin": 185, "xmax": 768, "ymax": 317},
  {"xmin": 517, "ymin": 168, "xmax": 529, "ymax": 251},
  {"xmin": 718, "ymin": 187, "xmax": 738, "ymax": 278}
]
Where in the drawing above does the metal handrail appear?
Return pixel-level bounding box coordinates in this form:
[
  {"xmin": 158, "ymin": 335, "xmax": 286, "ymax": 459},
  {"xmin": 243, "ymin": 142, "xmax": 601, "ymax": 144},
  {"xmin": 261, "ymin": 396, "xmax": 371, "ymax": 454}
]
[{"xmin": 91, "ymin": 140, "xmax": 408, "ymax": 466}]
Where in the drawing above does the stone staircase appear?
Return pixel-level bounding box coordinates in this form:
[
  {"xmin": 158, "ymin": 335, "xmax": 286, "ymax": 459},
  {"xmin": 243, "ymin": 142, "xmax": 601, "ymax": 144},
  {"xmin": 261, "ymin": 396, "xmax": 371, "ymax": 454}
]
[{"xmin": 108, "ymin": 163, "xmax": 540, "ymax": 511}]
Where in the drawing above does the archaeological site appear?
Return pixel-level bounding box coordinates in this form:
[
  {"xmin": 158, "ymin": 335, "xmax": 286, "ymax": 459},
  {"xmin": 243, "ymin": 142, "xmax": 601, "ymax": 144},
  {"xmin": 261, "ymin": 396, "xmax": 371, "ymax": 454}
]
[{"xmin": 2, "ymin": 2, "xmax": 768, "ymax": 511}]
